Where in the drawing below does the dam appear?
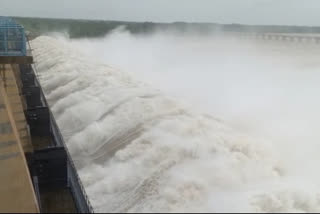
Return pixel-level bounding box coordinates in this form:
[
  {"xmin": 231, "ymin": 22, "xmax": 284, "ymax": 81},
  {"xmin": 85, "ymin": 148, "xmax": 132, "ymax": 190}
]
[
  {"xmin": 0, "ymin": 17, "xmax": 92, "ymax": 213},
  {"xmin": 2, "ymin": 16, "xmax": 320, "ymax": 213}
]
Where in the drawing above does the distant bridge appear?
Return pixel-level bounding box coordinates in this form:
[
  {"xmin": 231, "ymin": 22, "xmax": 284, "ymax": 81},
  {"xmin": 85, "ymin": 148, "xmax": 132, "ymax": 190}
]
[{"xmin": 223, "ymin": 32, "xmax": 320, "ymax": 43}]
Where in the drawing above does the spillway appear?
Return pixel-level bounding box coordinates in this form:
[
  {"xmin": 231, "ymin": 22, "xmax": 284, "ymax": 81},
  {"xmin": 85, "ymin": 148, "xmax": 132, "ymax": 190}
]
[
  {"xmin": 30, "ymin": 36, "xmax": 302, "ymax": 213},
  {"xmin": 4, "ymin": 16, "xmax": 320, "ymax": 213}
]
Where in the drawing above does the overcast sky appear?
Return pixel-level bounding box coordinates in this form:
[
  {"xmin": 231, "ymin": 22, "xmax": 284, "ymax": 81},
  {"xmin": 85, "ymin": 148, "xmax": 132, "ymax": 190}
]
[{"xmin": 1, "ymin": 0, "xmax": 320, "ymax": 26}]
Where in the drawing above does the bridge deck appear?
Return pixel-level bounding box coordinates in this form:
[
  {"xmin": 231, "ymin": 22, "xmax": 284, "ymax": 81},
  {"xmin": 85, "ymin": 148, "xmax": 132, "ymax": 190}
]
[
  {"xmin": 0, "ymin": 64, "xmax": 39, "ymax": 213},
  {"xmin": 0, "ymin": 51, "xmax": 33, "ymax": 64}
]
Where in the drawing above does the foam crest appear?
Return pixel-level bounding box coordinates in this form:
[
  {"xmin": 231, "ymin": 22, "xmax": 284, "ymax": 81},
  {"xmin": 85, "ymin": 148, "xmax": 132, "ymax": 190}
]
[{"xmin": 32, "ymin": 36, "xmax": 320, "ymax": 213}]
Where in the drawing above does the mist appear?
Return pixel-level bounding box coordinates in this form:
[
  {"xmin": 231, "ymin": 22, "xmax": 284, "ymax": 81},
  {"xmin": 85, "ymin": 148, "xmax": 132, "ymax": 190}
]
[
  {"xmin": 31, "ymin": 29, "xmax": 320, "ymax": 212},
  {"xmin": 72, "ymin": 28, "xmax": 320, "ymax": 150}
]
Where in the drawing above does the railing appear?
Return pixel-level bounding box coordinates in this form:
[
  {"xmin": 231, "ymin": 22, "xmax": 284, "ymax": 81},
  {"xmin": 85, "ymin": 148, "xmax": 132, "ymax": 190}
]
[
  {"xmin": 31, "ymin": 64, "xmax": 95, "ymax": 213},
  {"xmin": 26, "ymin": 34, "xmax": 94, "ymax": 212}
]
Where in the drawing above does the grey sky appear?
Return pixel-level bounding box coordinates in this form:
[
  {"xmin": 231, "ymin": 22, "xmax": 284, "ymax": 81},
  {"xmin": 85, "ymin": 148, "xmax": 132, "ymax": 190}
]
[{"xmin": 0, "ymin": 0, "xmax": 320, "ymax": 26}]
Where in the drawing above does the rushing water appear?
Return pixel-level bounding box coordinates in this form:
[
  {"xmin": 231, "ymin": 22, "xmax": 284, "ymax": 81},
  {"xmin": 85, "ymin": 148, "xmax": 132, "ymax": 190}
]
[{"xmin": 32, "ymin": 32, "xmax": 320, "ymax": 212}]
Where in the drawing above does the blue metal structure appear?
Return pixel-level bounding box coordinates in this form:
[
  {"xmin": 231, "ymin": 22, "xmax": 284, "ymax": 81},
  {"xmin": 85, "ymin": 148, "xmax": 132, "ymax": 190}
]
[{"xmin": 0, "ymin": 17, "xmax": 27, "ymax": 56}]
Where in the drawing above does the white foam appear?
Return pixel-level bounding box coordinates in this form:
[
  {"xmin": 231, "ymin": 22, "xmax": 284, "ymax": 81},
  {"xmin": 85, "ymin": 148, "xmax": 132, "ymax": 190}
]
[{"xmin": 31, "ymin": 34, "xmax": 320, "ymax": 212}]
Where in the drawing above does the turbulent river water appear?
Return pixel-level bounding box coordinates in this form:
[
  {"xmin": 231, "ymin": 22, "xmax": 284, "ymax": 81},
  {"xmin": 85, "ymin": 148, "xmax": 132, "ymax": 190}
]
[{"xmin": 31, "ymin": 32, "xmax": 320, "ymax": 212}]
